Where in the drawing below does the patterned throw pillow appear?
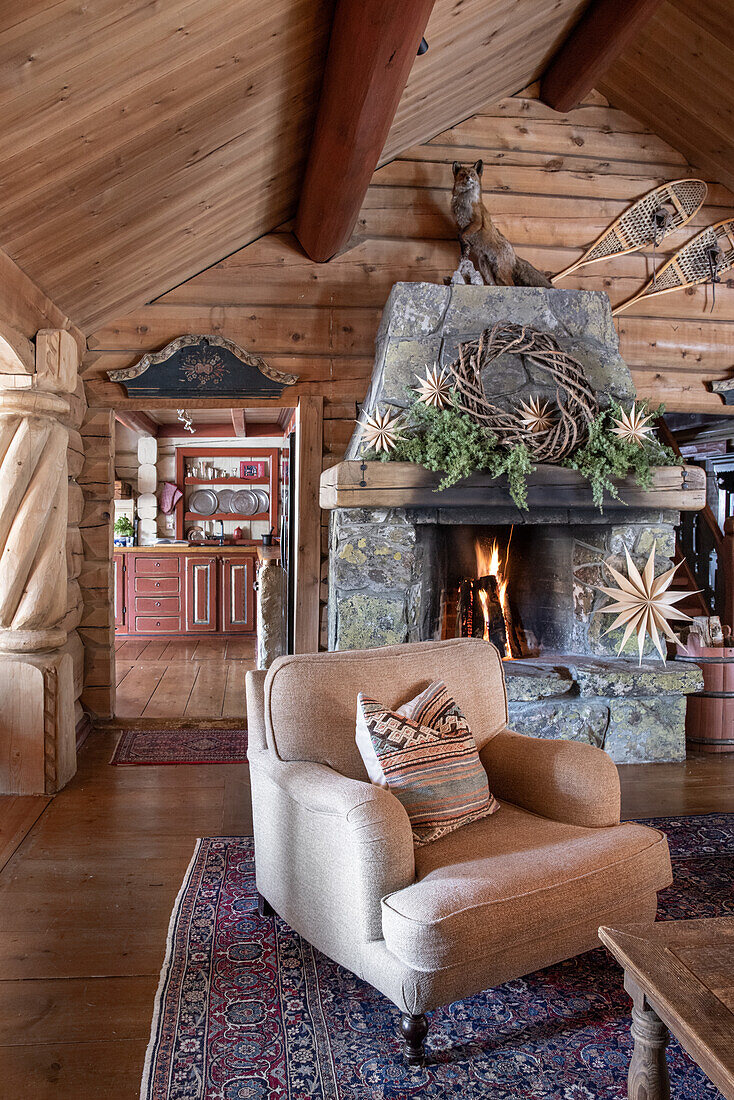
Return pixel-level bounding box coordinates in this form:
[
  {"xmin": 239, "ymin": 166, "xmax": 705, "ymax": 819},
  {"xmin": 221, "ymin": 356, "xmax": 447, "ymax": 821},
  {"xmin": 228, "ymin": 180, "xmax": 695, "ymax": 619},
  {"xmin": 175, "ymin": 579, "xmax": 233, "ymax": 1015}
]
[{"xmin": 356, "ymin": 680, "xmax": 499, "ymax": 845}]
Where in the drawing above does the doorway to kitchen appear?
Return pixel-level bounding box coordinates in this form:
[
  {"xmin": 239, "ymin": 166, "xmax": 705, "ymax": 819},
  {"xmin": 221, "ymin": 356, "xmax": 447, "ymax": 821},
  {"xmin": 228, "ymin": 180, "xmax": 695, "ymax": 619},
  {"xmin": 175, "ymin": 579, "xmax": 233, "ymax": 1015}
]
[{"xmin": 112, "ymin": 406, "xmax": 294, "ymax": 719}]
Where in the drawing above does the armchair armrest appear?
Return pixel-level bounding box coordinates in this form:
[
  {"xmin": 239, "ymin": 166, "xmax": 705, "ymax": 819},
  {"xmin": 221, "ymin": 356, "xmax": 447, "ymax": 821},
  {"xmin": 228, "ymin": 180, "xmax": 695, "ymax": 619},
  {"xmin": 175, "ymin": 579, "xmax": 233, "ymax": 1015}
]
[
  {"xmin": 480, "ymin": 727, "xmax": 621, "ymax": 828},
  {"xmin": 248, "ymin": 749, "xmax": 415, "ymax": 947}
]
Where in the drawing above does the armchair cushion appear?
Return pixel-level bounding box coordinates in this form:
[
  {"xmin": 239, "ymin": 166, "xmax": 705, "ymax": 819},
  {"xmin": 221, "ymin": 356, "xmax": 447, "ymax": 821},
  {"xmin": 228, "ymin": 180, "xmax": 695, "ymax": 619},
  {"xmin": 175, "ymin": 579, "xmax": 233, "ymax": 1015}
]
[
  {"xmin": 357, "ymin": 680, "xmax": 499, "ymax": 844},
  {"xmin": 480, "ymin": 727, "xmax": 621, "ymax": 828},
  {"xmin": 381, "ymin": 803, "xmax": 672, "ymax": 971}
]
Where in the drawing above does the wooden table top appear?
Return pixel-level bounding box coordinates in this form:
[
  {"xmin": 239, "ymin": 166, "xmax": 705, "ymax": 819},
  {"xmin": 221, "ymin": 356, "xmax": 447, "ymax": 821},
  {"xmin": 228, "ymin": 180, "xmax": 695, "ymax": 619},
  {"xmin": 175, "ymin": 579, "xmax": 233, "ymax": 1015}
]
[{"xmin": 599, "ymin": 918, "xmax": 734, "ymax": 1100}]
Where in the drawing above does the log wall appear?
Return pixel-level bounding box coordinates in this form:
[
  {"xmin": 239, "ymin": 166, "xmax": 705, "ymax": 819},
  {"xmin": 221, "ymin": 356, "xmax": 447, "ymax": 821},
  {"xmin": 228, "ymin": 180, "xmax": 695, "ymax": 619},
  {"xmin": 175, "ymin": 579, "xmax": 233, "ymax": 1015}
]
[{"xmin": 83, "ymin": 85, "xmax": 734, "ymax": 657}]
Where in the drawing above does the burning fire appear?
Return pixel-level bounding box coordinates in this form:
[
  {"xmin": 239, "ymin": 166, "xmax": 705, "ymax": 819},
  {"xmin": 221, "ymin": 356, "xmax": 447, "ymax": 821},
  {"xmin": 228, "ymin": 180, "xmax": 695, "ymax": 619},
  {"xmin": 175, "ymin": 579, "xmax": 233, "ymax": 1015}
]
[{"xmin": 475, "ymin": 536, "xmax": 514, "ymax": 655}]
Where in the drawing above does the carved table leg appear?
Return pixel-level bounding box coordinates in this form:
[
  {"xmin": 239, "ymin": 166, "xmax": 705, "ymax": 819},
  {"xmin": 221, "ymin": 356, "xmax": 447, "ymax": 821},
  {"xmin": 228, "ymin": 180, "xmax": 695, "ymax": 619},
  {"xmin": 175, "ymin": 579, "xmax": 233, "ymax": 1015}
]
[
  {"xmin": 628, "ymin": 997, "xmax": 670, "ymax": 1100},
  {"xmin": 399, "ymin": 1012, "xmax": 429, "ymax": 1066}
]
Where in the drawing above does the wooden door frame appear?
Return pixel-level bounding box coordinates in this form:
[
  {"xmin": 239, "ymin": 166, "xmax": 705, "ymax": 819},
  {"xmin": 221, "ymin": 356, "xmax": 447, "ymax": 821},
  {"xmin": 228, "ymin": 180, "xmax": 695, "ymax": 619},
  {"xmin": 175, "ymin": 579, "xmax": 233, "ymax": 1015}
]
[
  {"xmin": 106, "ymin": 392, "xmax": 323, "ymax": 715},
  {"xmin": 293, "ymin": 396, "xmax": 323, "ymax": 653}
]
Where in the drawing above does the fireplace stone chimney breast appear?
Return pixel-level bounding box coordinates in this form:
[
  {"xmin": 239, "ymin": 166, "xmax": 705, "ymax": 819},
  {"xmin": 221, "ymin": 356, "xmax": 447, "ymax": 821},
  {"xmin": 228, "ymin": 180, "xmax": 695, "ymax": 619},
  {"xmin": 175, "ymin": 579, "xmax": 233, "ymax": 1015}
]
[
  {"xmin": 347, "ymin": 283, "xmax": 635, "ymax": 458},
  {"xmin": 325, "ymin": 284, "xmax": 703, "ymax": 763}
]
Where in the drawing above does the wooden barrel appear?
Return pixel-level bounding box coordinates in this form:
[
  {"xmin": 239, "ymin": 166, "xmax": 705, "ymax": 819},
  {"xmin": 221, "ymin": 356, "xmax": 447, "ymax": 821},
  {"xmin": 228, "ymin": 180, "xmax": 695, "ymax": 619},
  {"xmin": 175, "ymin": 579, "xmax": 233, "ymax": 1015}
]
[{"xmin": 677, "ymin": 647, "xmax": 734, "ymax": 753}]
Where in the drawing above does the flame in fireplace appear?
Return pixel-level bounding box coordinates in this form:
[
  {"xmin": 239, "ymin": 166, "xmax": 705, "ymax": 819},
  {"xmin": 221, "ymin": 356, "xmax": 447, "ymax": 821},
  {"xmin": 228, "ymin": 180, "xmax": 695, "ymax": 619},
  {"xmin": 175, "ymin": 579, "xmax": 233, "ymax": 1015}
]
[
  {"xmin": 477, "ymin": 588, "xmax": 491, "ymax": 642},
  {"xmin": 475, "ymin": 537, "xmax": 514, "ymax": 655}
]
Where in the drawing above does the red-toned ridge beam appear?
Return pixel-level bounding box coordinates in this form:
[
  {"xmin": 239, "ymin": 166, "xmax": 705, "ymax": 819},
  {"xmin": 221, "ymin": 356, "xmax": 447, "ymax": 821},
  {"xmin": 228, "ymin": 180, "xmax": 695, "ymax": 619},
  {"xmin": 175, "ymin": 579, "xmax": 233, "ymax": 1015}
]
[
  {"xmin": 295, "ymin": 0, "xmax": 435, "ymax": 263},
  {"xmin": 114, "ymin": 410, "xmax": 158, "ymax": 436},
  {"xmin": 540, "ymin": 0, "xmax": 665, "ymax": 114},
  {"xmin": 156, "ymin": 421, "xmax": 282, "ymax": 439}
]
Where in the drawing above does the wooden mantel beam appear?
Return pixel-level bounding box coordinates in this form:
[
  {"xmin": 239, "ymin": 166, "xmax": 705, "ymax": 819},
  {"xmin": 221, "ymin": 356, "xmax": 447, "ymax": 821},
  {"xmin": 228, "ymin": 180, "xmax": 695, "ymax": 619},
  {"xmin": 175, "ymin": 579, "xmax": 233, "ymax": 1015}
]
[
  {"xmin": 231, "ymin": 409, "xmax": 246, "ymax": 437},
  {"xmin": 114, "ymin": 410, "xmax": 158, "ymax": 437},
  {"xmin": 539, "ymin": 0, "xmax": 665, "ymax": 114},
  {"xmin": 294, "ymin": 0, "xmax": 435, "ymax": 263}
]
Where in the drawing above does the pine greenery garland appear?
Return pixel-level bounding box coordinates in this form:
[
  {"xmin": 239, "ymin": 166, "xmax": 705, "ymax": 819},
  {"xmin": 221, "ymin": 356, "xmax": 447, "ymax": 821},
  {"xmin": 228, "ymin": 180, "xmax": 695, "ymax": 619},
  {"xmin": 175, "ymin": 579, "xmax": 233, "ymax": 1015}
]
[{"xmin": 368, "ymin": 397, "xmax": 679, "ymax": 512}]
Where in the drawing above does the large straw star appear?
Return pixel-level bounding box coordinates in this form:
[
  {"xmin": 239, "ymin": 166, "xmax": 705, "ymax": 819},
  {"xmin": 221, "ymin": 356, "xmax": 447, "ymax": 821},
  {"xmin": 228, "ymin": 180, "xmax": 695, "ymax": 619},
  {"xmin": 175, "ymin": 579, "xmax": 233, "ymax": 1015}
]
[
  {"xmin": 415, "ymin": 366, "xmax": 454, "ymax": 409},
  {"xmin": 596, "ymin": 545, "xmax": 696, "ymax": 663},
  {"xmin": 610, "ymin": 403, "xmax": 656, "ymax": 446},
  {"xmin": 359, "ymin": 407, "xmax": 405, "ymax": 454},
  {"xmin": 517, "ymin": 395, "xmax": 557, "ymax": 434}
]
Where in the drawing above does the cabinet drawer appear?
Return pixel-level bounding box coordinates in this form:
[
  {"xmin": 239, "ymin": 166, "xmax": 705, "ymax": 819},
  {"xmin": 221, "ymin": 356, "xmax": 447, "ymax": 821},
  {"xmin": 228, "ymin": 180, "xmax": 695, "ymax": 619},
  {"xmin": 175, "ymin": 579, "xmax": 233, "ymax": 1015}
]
[
  {"xmin": 134, "ymin": 615, "xmax": 182, "ymax": 633},
  {"xmin": 135, "ymin": 596, "xmax": 181, "ymax": 614},
  {"xmin": 135, "ymin": 576, "xmax": 180, "ymax": 595},
  {"xmin": 132, "ymin": 555, "xmax": 180, "ymax": 575}
]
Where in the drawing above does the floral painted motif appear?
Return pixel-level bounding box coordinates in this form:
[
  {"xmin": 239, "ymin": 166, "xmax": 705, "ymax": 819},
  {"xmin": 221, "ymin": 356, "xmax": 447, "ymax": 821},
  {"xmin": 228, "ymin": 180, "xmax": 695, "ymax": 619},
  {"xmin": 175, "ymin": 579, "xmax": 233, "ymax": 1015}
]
[
  {"xmin": 141, "ymin": 815, "xmax": 732, "ymax": 1099},
  {"xmin": 180, "ymin": 349, "xmax": 227, "ymax": 387}
]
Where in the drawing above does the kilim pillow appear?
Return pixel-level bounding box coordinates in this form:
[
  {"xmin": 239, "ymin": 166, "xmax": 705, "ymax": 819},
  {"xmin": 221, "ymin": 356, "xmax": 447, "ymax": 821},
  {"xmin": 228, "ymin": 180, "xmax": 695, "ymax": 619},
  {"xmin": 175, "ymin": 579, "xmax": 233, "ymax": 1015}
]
[{"xmin": 356, "ymin": 680, "xmax": 499, "ymax": 845}]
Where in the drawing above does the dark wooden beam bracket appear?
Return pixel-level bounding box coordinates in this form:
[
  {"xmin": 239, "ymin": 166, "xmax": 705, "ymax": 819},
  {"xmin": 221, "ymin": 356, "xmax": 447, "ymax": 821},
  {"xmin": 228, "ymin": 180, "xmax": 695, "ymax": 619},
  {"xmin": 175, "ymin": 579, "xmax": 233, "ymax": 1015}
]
[
  {"xmin": 540, "ymin": 0, "xmax": 665, "ymax": 114},
  {"xmin": 295, "ymin": 0, "xmax": 435, "ymax": 263}
]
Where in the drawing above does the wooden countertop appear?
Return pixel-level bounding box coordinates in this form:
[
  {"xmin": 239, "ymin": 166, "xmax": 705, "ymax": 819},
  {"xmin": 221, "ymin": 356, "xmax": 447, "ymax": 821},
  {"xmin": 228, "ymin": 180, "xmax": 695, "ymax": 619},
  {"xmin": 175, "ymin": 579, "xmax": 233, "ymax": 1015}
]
[
  {"xmin": 114, "ymin": 544, "xmax": 257, "ymax": 555},
  {"xmin": 257, "ymin": 546, "xmax": 281, "ymax": 564}
]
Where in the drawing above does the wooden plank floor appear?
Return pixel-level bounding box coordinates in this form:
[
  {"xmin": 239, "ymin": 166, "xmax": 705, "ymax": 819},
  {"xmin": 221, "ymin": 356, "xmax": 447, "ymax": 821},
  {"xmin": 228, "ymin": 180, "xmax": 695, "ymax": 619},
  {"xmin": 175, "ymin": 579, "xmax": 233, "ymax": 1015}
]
[
  {"xmin": 0, "ymin": 732, "xmax": 251, "ymax": 1098},
  {"xmin": 0, "ymin": 741, "xmax": 730, "ymax": 1098},
  {"xmin": 115, "ymin": 636, "xmax": 255, "ymax": 719}
]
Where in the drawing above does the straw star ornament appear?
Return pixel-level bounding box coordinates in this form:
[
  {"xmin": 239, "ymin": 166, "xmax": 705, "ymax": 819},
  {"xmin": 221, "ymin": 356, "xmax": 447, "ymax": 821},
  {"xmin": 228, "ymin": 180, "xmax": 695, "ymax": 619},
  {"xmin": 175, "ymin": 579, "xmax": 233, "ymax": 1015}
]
[
  {"xmin": 595, "ymin": 545, "xmax": 696, "ymax": 663},
  {"xmin": 517, "ymin": 396, "xmax": 557, "ymax": 433},
  {"xmin": 415, "ymin": 366, "xmax": 454, "ymax": 409},
  {"xmin": 359, "ymin": 408, "xmax": 405, "ymax": 454},
  {"xmin": 610, "ymin": 403, "xmax": 656, "ymax": 446}
]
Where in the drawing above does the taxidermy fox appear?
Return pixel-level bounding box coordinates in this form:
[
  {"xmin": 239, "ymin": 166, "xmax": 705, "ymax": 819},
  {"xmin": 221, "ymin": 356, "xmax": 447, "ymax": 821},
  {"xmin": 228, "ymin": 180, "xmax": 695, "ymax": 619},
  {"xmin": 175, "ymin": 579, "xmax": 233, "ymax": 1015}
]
[{"xmin": 451, "ymin": 161, "xmax": 552, "ymax": 287}]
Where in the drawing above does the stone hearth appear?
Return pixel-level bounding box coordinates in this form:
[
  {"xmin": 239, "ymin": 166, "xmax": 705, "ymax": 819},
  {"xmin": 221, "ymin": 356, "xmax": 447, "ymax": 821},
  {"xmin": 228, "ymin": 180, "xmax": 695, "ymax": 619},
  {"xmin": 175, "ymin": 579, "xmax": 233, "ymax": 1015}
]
[{"xmin": 322, "ymin": 284, "xmax": 704, "ymax": 763}]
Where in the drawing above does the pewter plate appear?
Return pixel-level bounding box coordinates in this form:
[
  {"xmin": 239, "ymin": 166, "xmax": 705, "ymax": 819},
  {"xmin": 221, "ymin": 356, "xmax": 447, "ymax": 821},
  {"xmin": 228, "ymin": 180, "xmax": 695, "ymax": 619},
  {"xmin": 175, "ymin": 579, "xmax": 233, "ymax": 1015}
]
[
  {"xmin": 217, "ymin": 488, "xmax": 235, "ymax": 513},
  {"xmin": 232, "ymin": 488, "xmax": 258, "ymax": 516},
  {"xmin": 189, "ymin": 489, "xmax": 218, "ymax": 516},
  {"xmin": 254, "ymin": 488, "xmax": 270, "ymax": 514}
]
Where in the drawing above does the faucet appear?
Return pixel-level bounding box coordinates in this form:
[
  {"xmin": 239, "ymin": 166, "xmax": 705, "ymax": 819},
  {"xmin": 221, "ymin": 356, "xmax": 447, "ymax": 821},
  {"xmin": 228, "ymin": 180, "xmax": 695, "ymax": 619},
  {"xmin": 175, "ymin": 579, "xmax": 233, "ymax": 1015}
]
[{"xmin": 217, "ymin": 519, "xmax": 225, "ymax": 546}]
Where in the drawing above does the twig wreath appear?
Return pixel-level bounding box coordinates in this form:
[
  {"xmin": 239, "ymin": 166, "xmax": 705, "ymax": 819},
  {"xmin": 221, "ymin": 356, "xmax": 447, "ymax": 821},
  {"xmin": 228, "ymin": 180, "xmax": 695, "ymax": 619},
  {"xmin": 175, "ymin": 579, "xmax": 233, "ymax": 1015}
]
[
  {"xmin": 446, "ymin": 322, "xmax": 598, "ymax": 462},
  {"xmin": 359, "ymin": 319, "xmax": 681, "ymax": 510}
]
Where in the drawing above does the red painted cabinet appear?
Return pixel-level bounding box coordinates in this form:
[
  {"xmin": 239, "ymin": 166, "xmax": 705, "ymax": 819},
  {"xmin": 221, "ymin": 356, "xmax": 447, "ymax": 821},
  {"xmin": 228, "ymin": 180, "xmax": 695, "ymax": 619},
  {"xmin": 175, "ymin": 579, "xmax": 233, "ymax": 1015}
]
[
  {"xmin": 114, "ymin": 553, "xmax": 127, "ymax": 633},
  {"xmin": 114, "ymin": 550, "xmax": 256, "ymax": 636},
  {"xmin": 220, "ymin": 555, "xmax": 255, "ymax": 633},
  {"xmin": 185, "ymin": 556, "xmax": 218, "ymax": 632}
]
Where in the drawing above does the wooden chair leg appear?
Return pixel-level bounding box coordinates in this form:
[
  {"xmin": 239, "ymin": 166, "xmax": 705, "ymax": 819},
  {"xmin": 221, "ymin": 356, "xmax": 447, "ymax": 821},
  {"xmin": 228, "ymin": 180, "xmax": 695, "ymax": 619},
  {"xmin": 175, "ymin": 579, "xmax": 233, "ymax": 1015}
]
[
  {"xmin": 399, "ymin": 1012, "xmax": 429, "ymax": 1065},
  {"xmin": 257, "ymin": 892, "xmax": 274, "ymax": 918}
]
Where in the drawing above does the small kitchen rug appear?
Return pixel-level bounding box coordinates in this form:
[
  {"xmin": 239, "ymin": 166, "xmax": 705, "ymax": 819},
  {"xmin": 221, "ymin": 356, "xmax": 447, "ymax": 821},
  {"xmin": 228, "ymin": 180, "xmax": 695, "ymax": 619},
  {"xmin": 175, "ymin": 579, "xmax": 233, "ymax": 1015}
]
[
  {"xmin": 140, "ymin": 814, "xmax": 732, "ymax": 1099},
  {"xmin": 110, "ymin": 727, "xmax": 248, "ymax": 765}
]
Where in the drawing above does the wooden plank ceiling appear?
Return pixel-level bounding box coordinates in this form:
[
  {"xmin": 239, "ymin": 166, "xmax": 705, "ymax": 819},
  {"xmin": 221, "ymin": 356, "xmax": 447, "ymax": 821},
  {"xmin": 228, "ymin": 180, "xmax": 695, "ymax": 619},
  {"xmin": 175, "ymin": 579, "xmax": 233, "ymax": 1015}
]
[
  {"xmin": 0, "ymin": 0, "xmax": 590, "ymax": 333},
  {"xmin": 600, "ymin": 0, "xmax": 734, "ymax": 195},
  {"xmin": 85, "ymin": 86, "xmax": 734, "ymax": 424}
]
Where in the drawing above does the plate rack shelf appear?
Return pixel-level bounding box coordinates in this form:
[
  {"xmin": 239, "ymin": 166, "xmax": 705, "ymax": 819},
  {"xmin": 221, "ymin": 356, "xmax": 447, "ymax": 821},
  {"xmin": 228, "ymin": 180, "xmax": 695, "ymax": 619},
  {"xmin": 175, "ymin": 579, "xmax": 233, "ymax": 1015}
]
[{"xmin": 175, "ymin": 445, "xmax": 279, "ymax": 542}]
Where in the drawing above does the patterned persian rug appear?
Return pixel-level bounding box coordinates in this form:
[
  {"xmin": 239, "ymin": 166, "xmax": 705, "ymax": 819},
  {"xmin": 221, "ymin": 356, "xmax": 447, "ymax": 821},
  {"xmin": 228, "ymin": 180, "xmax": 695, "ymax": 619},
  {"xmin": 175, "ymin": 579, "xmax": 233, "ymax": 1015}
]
[
  {"xmin": 141, "ymin": 814, "xmax": 733, "ymax": 1099},
  {"xmin": 110, "ymin": 727, "xmax": 248, "ymax": 765}
]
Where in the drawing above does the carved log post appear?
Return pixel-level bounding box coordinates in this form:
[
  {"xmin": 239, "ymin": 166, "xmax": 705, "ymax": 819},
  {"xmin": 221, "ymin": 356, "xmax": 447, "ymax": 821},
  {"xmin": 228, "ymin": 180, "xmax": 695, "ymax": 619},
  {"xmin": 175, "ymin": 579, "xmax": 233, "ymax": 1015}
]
[{"xmin": 0, "ymin": 328, "xmax": 79, "ymax": 794}]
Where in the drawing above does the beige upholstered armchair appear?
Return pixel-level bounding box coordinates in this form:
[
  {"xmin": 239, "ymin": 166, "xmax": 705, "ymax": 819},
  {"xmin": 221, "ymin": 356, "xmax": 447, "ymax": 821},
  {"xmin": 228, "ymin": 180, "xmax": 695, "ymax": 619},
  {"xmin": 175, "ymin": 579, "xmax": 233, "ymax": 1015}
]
[{"xmin": 246, "ymin": 638, "xmax": 672, "ymax": 1064}]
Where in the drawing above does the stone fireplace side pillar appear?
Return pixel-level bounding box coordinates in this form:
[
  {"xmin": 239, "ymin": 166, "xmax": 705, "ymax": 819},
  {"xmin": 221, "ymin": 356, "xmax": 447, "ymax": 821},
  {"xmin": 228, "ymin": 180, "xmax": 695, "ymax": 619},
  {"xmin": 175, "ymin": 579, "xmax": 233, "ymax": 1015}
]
[{"xmin": 0, "ymin": 329, "xmax": 78, "ymax": 794}]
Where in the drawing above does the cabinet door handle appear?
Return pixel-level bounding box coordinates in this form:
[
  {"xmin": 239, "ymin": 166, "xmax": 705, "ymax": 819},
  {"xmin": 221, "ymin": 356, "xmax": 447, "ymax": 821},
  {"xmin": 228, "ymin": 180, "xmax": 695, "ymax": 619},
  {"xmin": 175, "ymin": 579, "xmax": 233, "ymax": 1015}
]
[
  {"xmin": 156, "ymin": 621, "xmax": 161, "ymax": 627},
  {"xmin": 155, "ymin": 581, "xmax": 160, "ymax": 588},
  {"xmin": 155, "ymin": 602, "xmax": 161, "ymax": 608},
  {"xmin": 155, "ymin": 562, "xmax": 160, "ymax": 568}
]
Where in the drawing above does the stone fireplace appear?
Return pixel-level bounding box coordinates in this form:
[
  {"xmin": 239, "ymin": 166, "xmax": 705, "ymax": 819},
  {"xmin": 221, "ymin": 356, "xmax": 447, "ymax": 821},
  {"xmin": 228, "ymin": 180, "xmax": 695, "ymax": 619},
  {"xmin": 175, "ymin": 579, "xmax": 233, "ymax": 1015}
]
[{"xmin": 320, "ymin": 284, "xmax": 705, "ymax": 763}]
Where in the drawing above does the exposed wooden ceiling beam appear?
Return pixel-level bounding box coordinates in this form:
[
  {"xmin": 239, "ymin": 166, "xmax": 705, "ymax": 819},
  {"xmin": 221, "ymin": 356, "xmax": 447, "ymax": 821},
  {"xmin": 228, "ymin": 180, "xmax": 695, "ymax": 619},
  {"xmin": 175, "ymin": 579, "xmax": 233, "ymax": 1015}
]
[
  {"xmin": 231, "ymin": 409, "xmax": 247, "ymax": 437},
  {"xmin": 539, "ymin": 0, "xmax": 665, "ymax": 114},
  {"xmin": 156, "ymin": 421, "xmax": 283, "ymax": 439},
  {"xmin": 114, "ymin": 410, "xmax": 158, "ymax": 437},
  {"xmin": 294, "ymin": 0, "xmax": 435, "ymax": 263}
]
